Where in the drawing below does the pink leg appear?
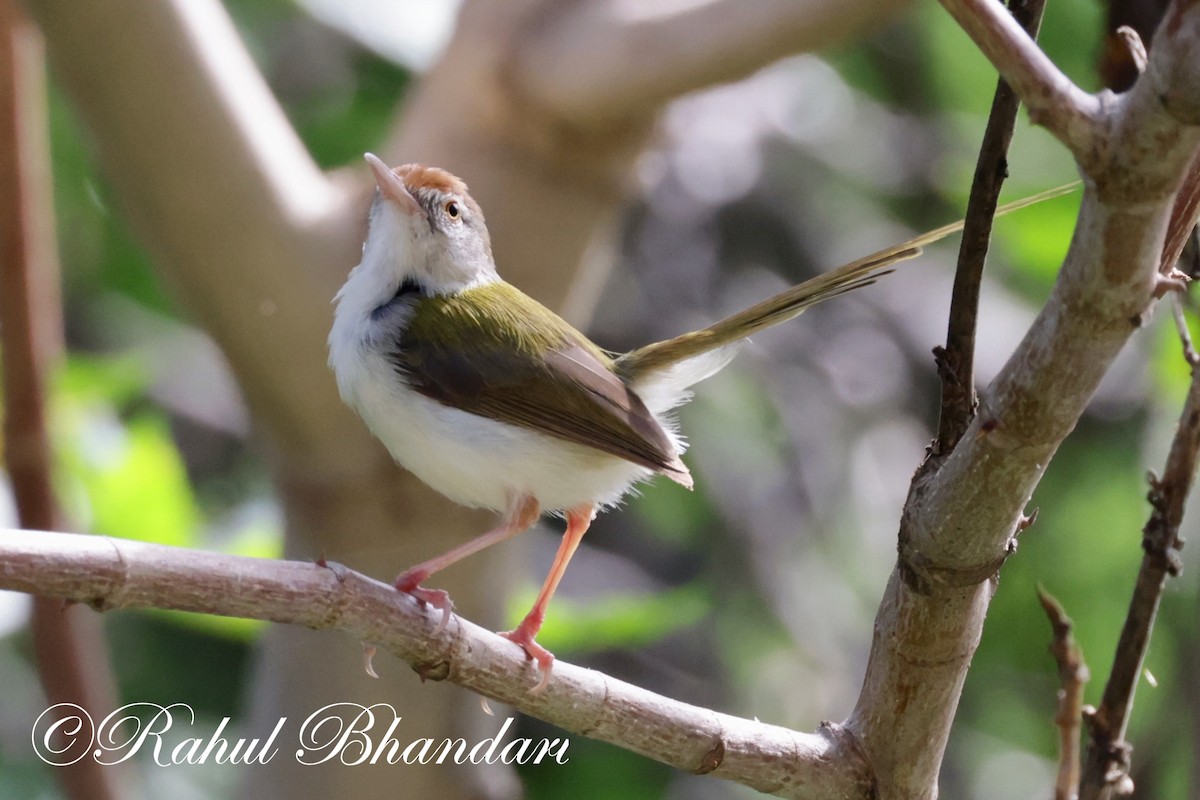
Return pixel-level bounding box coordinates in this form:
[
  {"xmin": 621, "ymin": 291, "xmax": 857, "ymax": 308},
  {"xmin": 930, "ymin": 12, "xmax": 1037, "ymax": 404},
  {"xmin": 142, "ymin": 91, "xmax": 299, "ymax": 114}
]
[
  {"xmin": 500, "ymin": 503, "xmax": 595, "ymax": 691},
  {"xmin": 395, "ymin": 495, "xmax": 540, "ymax": 632}
]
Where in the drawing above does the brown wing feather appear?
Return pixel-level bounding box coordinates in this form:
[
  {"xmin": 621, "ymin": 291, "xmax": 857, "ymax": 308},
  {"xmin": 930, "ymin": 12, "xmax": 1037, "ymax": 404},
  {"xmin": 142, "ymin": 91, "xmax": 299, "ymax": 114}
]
[{"xmin": 388, "ymin": 294, "xmax": 692, "ymax": 487}]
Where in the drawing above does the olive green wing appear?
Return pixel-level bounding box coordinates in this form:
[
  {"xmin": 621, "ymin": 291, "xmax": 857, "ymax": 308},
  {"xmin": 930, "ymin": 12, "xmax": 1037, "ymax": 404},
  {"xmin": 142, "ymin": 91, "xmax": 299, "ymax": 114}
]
[{"xmin": 388, "ymin": 286, "xmax": 692, "ymax": 487}]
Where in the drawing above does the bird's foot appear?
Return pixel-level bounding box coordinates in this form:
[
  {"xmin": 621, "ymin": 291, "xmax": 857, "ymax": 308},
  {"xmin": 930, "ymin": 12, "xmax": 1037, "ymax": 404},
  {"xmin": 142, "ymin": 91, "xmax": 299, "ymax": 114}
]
[
  {"xmin": 394, "ymin": 569, "xmax": 453, "ymax": 633},
  {"xmin": 499, "ymin": 616, "xmax": 554, "ymax": 693}
]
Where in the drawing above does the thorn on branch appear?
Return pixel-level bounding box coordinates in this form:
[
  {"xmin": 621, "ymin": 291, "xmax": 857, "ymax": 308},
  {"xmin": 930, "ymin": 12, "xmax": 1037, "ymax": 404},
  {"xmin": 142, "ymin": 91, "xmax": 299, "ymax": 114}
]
[
  {"xmin": 1145, "ymin": 468, "xmax": 1162, "ymax": 500},
  {"xmin": 1115, "ymin": 26, "xmax": 1148, "ymax": 75},
  {"xmin": 1017, "ymin": 506, "xmax": 1039, "ymax": 533},
  {"xmin": 317, "ymin": 556, "xmax": 349, "ymax": 582},
  {"xmin": 363, "ymin": 643, "xmax": 380, "ymax": 679}
]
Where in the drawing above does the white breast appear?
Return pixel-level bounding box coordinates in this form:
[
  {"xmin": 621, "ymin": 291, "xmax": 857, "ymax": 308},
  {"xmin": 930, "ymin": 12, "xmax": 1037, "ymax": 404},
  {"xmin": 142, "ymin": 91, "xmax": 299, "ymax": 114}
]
[{"xmin": 329, "ymin": 339, "xmax": 655, "ymax": 513}]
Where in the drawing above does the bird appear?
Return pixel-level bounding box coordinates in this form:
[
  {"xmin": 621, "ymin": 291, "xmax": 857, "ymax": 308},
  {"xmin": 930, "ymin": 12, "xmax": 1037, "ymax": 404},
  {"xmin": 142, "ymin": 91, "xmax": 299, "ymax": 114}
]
[{"xmin": 328, "ymin": 153, "xmax": 1072, "ymax": 689}]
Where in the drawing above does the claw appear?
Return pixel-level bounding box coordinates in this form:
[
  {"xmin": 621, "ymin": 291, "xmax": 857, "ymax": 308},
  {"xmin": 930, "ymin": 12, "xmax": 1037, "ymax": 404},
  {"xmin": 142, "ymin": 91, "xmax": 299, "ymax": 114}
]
[
  {"xmin": 395, "ymin": 570, "xmax": 454, "ymax": 632},
  {"xmin": 499, "ymin": 621, "xmax": 555, "ymax": 693}
]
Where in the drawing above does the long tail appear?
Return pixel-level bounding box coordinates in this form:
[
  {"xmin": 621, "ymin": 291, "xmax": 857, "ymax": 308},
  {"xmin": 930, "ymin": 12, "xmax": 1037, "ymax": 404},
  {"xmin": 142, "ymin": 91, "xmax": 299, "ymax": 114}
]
[{"xmin": 616, "ymin": 182, "xmax": 1079, "ymax": 382}]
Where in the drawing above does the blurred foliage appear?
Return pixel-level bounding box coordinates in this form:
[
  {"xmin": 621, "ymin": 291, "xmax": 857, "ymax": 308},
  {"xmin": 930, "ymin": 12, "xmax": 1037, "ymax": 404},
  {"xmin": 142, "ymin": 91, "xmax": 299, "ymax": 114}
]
[
  {"xmin": 511, "ymin": 584, "xmax": 711, "ymax": 653},
  {"xmin": 54, "ymin": 357, "xmax": 199, "ymax": 547},
  {"xmin": 227, "ymin": 0, "xmax": 411, "ymax": 168},
  {"xmin": 1, "ymin": 0, "xmax": 1196, "ymax": 799}
]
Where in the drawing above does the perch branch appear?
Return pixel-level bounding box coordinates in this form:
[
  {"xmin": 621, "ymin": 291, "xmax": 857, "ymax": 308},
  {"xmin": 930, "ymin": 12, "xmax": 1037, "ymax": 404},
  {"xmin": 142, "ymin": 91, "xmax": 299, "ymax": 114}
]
[
  {"xmin": 0, "ymin": 528, "xmax": 875, "ymax": 800},
  {"xmin": 1079, "ymin": 334, "xmax": 1200, "ymax": 799},
  {"xmin": 1037, "ymin": 588, "xmax": 1089, "ymax": 800}
]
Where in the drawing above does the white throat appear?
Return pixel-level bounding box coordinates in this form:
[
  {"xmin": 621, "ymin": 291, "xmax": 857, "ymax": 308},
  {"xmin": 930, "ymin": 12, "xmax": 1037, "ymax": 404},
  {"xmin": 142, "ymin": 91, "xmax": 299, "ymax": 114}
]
[{"xmin": 328, "ymin": 204, "xmax": 500, "ymax": 403}]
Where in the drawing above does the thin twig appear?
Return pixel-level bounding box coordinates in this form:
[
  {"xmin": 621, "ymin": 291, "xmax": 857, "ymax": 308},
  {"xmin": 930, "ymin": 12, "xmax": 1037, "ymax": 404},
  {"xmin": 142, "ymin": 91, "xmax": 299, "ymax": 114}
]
[
  {"xmin": 933, "ymin": 0, "xmax": 1049, "ymax": 456},
  {"xmin": 1037, "ymin": 587, "xmax": 1089, "ymax": 800},
  {"xmin": 1079, "ymin": 350, "xmax": 1200, "ymax": 800},
  {"xmin": 1171, "ymin": 295, "xmax": 1198, "ymax": 365},
  {"xmin": 0, "ymin": 528, "xmax": 874, "ymax": 800},
  {"xmin": 0, "ymin": 4, "xmax": 124, "ymax": 799}
]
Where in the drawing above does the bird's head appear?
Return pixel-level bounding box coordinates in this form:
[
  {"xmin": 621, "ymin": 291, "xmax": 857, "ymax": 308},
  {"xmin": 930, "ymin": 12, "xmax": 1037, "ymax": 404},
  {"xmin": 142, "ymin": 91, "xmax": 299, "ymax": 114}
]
[{"xmin": 362, "ymin": 153, "xmax": 498, "ymax": 296}]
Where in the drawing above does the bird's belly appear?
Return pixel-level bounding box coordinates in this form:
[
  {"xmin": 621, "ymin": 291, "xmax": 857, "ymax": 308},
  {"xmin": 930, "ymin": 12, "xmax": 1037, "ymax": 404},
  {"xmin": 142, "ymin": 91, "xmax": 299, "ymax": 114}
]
[{"xmin": 340, "ymin": 354, "xmax": 653, "ymax": 513}]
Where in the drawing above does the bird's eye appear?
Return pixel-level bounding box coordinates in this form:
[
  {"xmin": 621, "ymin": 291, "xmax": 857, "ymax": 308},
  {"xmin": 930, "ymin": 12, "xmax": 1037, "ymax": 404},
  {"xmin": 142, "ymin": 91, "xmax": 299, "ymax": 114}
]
[{"xmin": 444, "ymin": 200, "xmax": 461, "ymax": 219}]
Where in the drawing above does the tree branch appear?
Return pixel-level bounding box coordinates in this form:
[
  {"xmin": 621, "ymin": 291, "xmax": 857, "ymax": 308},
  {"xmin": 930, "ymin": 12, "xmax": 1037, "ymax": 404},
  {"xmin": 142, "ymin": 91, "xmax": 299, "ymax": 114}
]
[
  {"xmin": 0, "ymin": 528, "xmax": 875, "ymax": 800},
  {"xmin": 933, "ymin": 0, "xmax": 1048, "ymax": 454},
  {"xmin": 0, "ymin": 4, "xmax": 124, "ymax": 798},
  {"xmin": 506, "ymin": 0, "xmax": 911, "ymax": 127},
  {"xmin": 1037, "ymin": 588, "xmax": 1089, "ymax": 800},
  {"xmin": 1079, "ymin": 334, "xmax": 1200, "ymax": 799},
  {"xmin": 847, "ymin": 2, "xmax": 1200, "ymax": 796}
]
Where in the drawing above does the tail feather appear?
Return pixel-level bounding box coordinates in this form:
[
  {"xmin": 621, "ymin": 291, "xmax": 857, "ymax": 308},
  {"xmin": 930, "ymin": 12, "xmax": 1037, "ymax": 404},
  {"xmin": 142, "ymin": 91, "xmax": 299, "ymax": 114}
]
[{"xmin": 617, "ymin": 182, "xmax": 1079, "ymax": 383}]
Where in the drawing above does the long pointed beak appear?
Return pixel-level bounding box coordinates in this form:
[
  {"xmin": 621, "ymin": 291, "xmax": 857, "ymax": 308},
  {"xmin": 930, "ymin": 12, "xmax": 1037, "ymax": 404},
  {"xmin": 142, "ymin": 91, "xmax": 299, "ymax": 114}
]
[{"xmin": 364, "ymin": 153, "xmax": 422, "ymax": 217}]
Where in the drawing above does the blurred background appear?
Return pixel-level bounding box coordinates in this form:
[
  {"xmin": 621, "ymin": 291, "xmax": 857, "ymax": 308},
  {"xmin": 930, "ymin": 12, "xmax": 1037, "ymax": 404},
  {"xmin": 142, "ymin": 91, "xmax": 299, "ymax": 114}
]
[{"xmin": 0, "ymin": 0, "xmax": 1195, "ymax": 798}]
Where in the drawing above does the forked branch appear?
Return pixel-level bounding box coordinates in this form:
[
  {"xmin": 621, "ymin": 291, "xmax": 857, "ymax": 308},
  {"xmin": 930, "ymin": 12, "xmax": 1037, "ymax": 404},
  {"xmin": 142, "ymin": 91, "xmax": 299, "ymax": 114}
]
[{"xmin": 849, "ymin": 1, "xmax": 1200, "ymax": 796}]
